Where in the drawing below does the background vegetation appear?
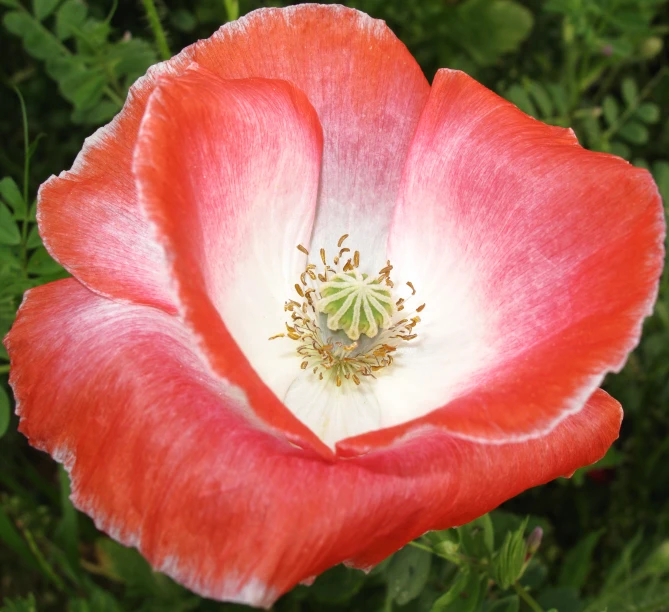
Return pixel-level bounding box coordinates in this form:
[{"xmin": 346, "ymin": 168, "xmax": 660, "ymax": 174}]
[{"xmin": 1, "ymin": 0, "xmax": 668, "ymax": 610}]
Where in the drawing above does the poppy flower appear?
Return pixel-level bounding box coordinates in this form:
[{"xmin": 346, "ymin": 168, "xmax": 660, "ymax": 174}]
[{"xmin": 4, "ymin": 4, "xmax": 664, "ymax": 608}]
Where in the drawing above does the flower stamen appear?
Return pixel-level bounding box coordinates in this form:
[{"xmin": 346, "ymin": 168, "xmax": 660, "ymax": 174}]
[{"xmin": 269, "ymin": 236, "xmax": 425, "ymax": 386}]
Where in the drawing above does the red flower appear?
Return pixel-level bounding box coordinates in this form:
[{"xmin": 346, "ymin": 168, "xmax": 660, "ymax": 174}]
[{"xmin": 4, "ymin": 5, "xmax": 664, "ymax": 608}]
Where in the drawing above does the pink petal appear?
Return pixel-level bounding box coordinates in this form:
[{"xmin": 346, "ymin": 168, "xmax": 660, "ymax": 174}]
[
  {"xmin": 134, "ymin": 64, "xmax": 328, "ymax": 456},
  {"xmin": 37, "ymin": 5, "xmax": 429, "ymax": 309},
  {"xmin": 6, "ymin": 278, "xmax": 621, "ymax": 607},
  {"xmin": 193, "ymin": 5, "xmax": 430, "ymax": 266},
  {"xmin": 362, "ymin": 69, "xmax": 664, "ymax": 450}
]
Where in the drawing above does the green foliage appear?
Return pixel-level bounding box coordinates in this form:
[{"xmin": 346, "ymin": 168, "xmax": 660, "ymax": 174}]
[
  {"xmin": 386, "ymin": 545, "xmax": 433, "ymax": 606},
  {"xmin": 1, "ymin": 0, "xmax": 668, "ymax": 611},
  {"xmin": 0, "ymin": 385, "xmax": 9, "ymax": 438},
  {"xmin": 3, "ymin": 0, "xmax": 158, "ymax": 125},
  {"xmin": 491, "ymin": 518, "xmax": 528, "ymax": 590},
  {"xmin": 557, "ymin": 529, "xmax": 604, "ymax": 591},
  {"xmin": 1, "ymin": 594, "xmax": 37, "ymax": 612},
  {"xmin": 446, "ymin": 0, "xmax": 534, "ymax": 67}
]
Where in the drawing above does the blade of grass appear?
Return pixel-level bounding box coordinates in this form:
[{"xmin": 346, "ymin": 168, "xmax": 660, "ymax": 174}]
[{"xmin": 0, "ymin": 505, "xmax": 43, "ymax": 575}]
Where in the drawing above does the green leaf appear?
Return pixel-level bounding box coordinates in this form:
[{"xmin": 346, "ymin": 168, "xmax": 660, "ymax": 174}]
[
  {"xmin": 459, "ymin": 514, "xmax": 495, "ymax": 560},
  {"xmin": 0, "ymin": 204, "xmax": 21, "ymax": 246},
  {"xmin": 505, "ymin": 84, "xmax": 538, "ymax": 117},
  {"xmin": 71, "ymin": 100, "xmax": 120, "ymax": 126},
  {"xmin": 3, "ymin": 11, "xmax": 63, "ymax": 60},
  {"xmin": 580, "ymin": 113, "xmax": 604, "ymax": 150},
  {"xmin": 609, "ymin": 140, "xmax": 631, "ymax": 159},
  {"xmin": 3, "ymin": 11, "xmax": 32, "ymax": 36},
  {"xmin": 454, "ymin": 0, "xmax": 534, "ymax": 66},
  {"xmin": 527, "ymin": 81, "xmax": 553, "ymax": 118},
  {"xmin": 636, "ymin": 102, "xmax": 660, "ymax": 124},
  {"xmin": 652, "ymin": 161, "xmax": 669, "ymax": 204},
  {"xmin": 431, "ymin": 569, "xmax": 483, "ymax": 612},
  {"xmin": 491, "ymin": 517, "xmax": 528, "ymax": 590},
  {"xmin": 58, "ymin": 68, "xmax": 107, "ymax": 111},
  {"xmin": 170, "ymin": 8, "xmax": 197, "ymax": 33},
  {"xmin": 0, "ymin": 385, "xmax": 10, "ymax": 439},
  {"xmin": 484, "ymin": 595, "xmax": 520, "ymax": 612},
  {"xmin": 546, "ymin": 83, "xmax": 569, "ymax": 118},
  {"xmin": 0, "ymin": 247, "xmax": 22, "ymax": 272},
  {"xmin": 27, "ymin": 246, "xmax": 63, "ymax": 275},
  {"xmin": 618, "ymin": 121, "xmax": 649, "ymax": 145},
  {"xmin": 558, "ymin": 529, "xmax": 604, "ymax": 590},
  {"xmin": 386, "ymin": 545, "xmax": 432, "ymax": 605},
  {"xmin": 0, "ymin": 506, "xmax": 42, "ymax": 573},
  {"xmin": 55, "ymin": 0, "xmax": 87, "ymax": 40},
  {"xmin": 26, "ymin": 225, "xmax": 42, "ymax": 249},
  {"xmin": 33, "ymin": 0, "xmax": 61, "ymax": 21},
  {"xmin": 108, "ymin": 38, "xmax": 158, "ymax": 85},
  {"xmin": 311, "ymin": 565, "xmax": 367, "ymax": 604},
  {"xmin": 0, "ymin": 595, "xmax": 37, "ymax": 612},
  {"xmin": 55, "ymin": 466, "xmax": 79, "ymax": 571},
  {"xmin": 603, "ymin": 531, "xmax": 643, "ymax": 591},
  {"xmin": 621, "ymin": 77, "xmax": 639, "ymax": 107},
  {"xmin": 644, "ymin": 540, "xmax": 669, "ymax": 576},
  {"xmin": 0, "ymin": 0, "xmax": 21, "ymax": 8},
  {"xmin": 45, "ymin": 54, "xmax": 83, "ymax": 81},
  {"xmin": 73, "ymin": 18, "xmax": 111, "ymax": 53},
  {"xmin": 602, "ymin": 96, "xmax": 620, "ymax": 127},
  {"xmin": 0, "ymin": 177, "xmax": 26, "ymax": 218},
  {"xmin": 66, "ymin": 589, "xmax": 123, "ymax": 612},
  {"xmin": 537, "ymin": 587, "xmax": 582, "ymax": 612},
  {"xmin": 95, "ymin": 538, "xmax": 188, "ymax": 600}
]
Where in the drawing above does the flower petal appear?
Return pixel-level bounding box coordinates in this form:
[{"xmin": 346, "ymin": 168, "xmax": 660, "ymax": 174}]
[
  {"xmin": 38, "ymin": 6, "xmax": 429, "ymax": 306},
  {"xmin": 193, "ymin": 5, "xmax": 430, "ymax": 266},
  {"xmin": 6, "ymin": 278, "xmax": 621, "ymax": 607},
  {"xmin": 364, "ymin": 69, "xmax": 664, "ymax": 449},
  {"xmin": 37, "ymin": 54, "xmax": 195, "ymax": 311},
  {"xmin": 134, "ymin": 65, "xmax": 329, "ymax": 457}
]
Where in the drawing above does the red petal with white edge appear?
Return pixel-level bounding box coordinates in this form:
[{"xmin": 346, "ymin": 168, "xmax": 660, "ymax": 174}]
[
  {"xmin": 361, "ymin": 69, "xmax": 665, "ymax": 453},
  {"xmin": 134, "ymin": 65, "xmax": 328, "ymax": 457},
  {"xmin": 6, "ymin": 279, "xmax": 621, "ymax": 608},
  {"xmin": 192, "ymin": 5, "xmax": 430, "ymax": 267},
  {"xmin": 38, "ymin": 6, "xmax": 428, "ymax": 309},
  {"xmin": 37, "ymin": 52, "xmax": 195, "ymax": 312}
]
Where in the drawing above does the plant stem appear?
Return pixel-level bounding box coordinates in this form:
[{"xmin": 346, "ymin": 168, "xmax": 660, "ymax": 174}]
[
  {"xmin": 141, "ymin": 0, "xmax": 171, "ymax": 61},
  {"xmin": 13, "ymin": 86, "xmax": 30, "ymax": 277},
  {"xmin": 223, "ymin": 0, "xmax": 239, "ymax": 21},
  {"xmin": 22, "ymin": 527, "xmax": 67, "ymax": 592},
  {"xmin": 0, "ymin": 365, "xmax": 10, "ymax": 374},
  {"xmin": 407, "ymin": 541, "xmax": 434, "ymax": 554},
  {"xmin": 103, "ymin": 86, "xmax": 124, "ymax": 106},
  {"xmin": 513, "ymin": 582, "xmax": 544, "ymax": 612}
]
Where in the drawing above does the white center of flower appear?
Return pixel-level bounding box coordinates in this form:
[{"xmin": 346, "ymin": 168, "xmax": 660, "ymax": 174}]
[{"xmin": 270, "ymin": 235, "xmax": 425, "ymax": 388}]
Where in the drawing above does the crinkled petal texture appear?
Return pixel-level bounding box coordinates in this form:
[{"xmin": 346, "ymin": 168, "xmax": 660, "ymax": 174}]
[
  {"xmin": 134, "ymin": 65, "xmax": 329, "ymax": 455},
  {"xmin": 8, "ymin": 279, "xmax": 622, "ymax": 608},
  {"xmin": 37, "ymin": 4, "xmax": 429, "ymax": 312},
  {"xmin": 340, "ymin": 69, "xmax": 665, "ymax": 453}
]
